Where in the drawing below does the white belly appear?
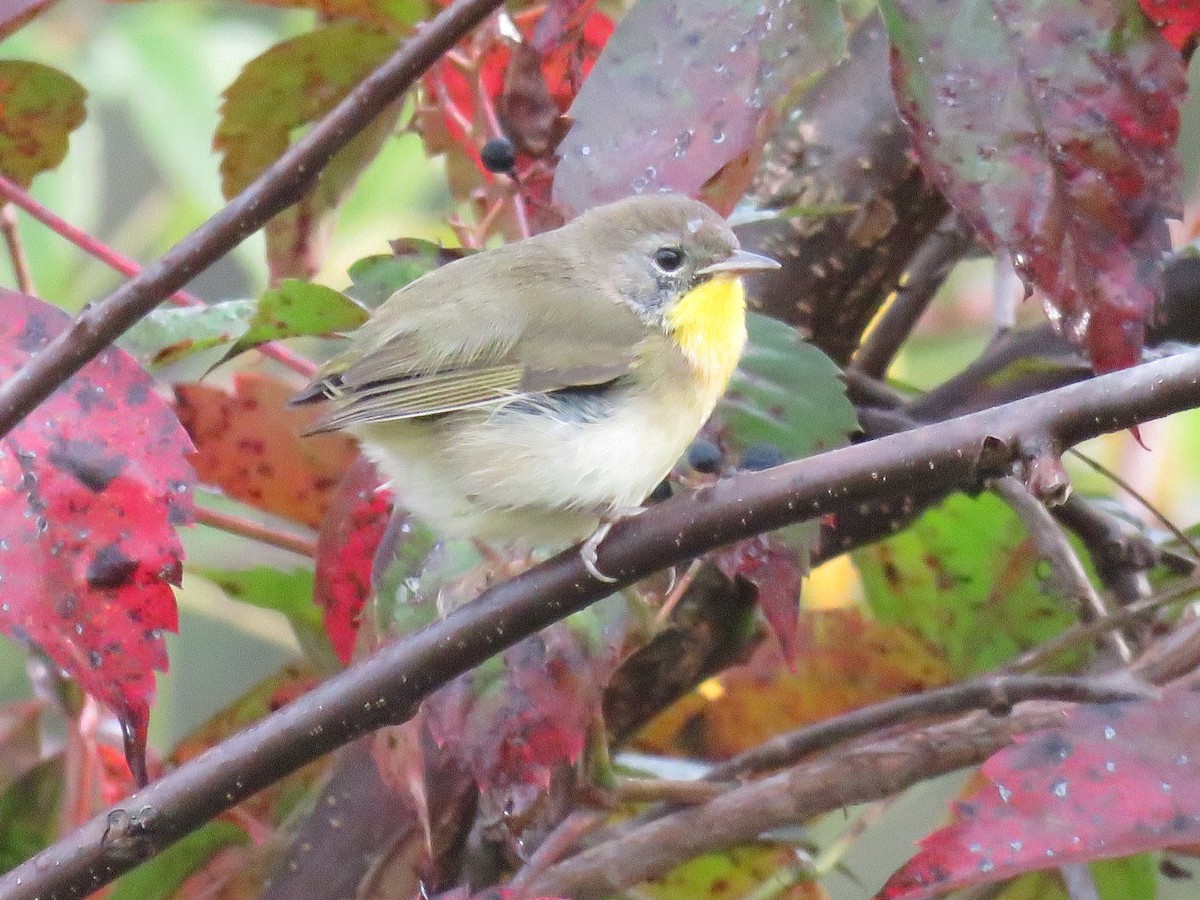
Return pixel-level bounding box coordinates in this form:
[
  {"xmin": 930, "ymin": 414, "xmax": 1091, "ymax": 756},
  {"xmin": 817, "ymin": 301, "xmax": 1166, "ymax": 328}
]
[{"xmin": 355, "ymin": 359, "xmax": 720, "ymax": 547}]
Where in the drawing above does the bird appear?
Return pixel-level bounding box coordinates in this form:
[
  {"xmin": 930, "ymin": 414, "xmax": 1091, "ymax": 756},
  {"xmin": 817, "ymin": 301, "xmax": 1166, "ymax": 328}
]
[{"xmin": 295, "ymin": 193, "xmax": 779, "ymax": 581}]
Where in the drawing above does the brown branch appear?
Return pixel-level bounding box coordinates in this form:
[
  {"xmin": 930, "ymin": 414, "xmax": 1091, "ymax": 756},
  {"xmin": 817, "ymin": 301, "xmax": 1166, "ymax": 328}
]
[
  {"xmin": 7, "ymin": 348, "xmax": 1200, "ymax": 899},
  {"xmin": 992, "ymin": 477, "xmax": 1132, "ymax": 661},
  {"xmin": 706, "ymin": 674, "xmax": 1152, "ymax": 783},
  {"xmin": 525, "ymin": 627, "xmax": 1200, "ymax": 899},
  {"xmin": 849, "ymin": 213, "xmax": 975, "ymax": 378},
  {"xmin": 0, "ymin": 0, "xmax": 507, "ymax": 439}
]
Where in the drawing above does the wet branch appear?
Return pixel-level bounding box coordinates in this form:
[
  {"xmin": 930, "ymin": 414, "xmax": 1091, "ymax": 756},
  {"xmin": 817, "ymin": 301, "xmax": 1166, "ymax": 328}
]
[{"xmin": 6, "ymin": 344, "xmax": 1200, "ymax": 899}]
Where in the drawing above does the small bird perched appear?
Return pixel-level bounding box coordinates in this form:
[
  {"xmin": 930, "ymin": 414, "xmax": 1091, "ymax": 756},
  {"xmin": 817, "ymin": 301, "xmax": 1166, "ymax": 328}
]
[{"xmin": 295, "ymin": 194, "xmax": 779, "ymax": 580}]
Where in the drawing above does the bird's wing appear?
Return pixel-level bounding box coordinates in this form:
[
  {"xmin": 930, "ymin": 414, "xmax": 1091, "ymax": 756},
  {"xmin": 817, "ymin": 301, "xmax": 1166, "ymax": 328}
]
[{"xmin": 298, "ymin": 250, "xmax": 649, "ymax": 432}]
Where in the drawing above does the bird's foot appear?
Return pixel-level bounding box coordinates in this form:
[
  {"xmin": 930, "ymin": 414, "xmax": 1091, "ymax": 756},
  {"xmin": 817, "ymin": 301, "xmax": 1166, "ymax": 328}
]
[{"xmin": 580, "ymin": 506, "xmax": 645, "ymax": 583}]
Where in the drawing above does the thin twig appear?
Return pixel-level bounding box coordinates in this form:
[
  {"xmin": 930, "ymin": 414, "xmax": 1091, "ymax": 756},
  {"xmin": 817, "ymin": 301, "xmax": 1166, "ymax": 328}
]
[
  {"xmin": 8, "ymin": 347, "xmax": 1200, "ymax": 898},
  {"xmin": 1, "ymin": 202, "xmax": 34, "ymax": 294},
  {"xmin": 850, "ymin": 214, "xmax": 974, "ymax": 378},
  {"xmin": 193, "ymin": 505, "xmax": 318, "ymax": 559},
  {"xmin": 0, "ymin": 175, "xmax": 317, "ymax": 379},
  {"xmin": 1068, "ymin": 447, "xmax": 1200, "ymax": 565},
  {"xmin": 525, "ymin": 622, "xmax": 1200, "ymax": 900},
  {"xmin": 1005, "ymin": 575, "xmax": 1200, "ymax": 673},
  {"xmin": 509, "ymin": 810, "xmax": 608, "ymax": 898},
  {"xmin": 0, "ymin": 0, "xmax": 507, "ymax": 439},
  {"xmin": 992, "ymin": 477, "xmax": 1132, "ymax": 661},
  {"xmin": 704, "ymin": 674, "xmax": 1152, "ymax": 783},
  {"xmin": 610, "ymin": 777, "xmax": 733, "ymax": 806}
]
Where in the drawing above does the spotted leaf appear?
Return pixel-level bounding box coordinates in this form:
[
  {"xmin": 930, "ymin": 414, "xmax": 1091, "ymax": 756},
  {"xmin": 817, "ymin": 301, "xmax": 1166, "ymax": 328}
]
[
  {"xmin": 879, "ymin": 687, "xmax": 1200, "ymax": 898},
  {"xmin": 0, "ymin": 60, "xmax": 85, "ymax": 187},
  {"xmin": 882, "ymin": 0, "xmax": 1186, "ymax": 371},
  {"xmin": 174, "ymin": 374, "xmax": 359, "ymax": 530},
  {"xmin": 0, "ymin": 291, "xmax": 195, "ymax": 780},
  {"xmin": 313, "ymin": 456, "xmax": 393, "ymax": 664}
]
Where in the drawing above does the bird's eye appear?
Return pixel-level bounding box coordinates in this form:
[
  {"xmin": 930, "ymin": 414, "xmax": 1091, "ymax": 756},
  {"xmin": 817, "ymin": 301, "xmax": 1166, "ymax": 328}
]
[{"xmin": 653, "ymin": 247, "xmax": 685, "ymax": 272}]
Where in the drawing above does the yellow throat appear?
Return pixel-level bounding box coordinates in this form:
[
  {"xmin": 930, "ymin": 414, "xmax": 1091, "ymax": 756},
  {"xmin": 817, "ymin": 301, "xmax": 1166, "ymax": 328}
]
[{"xmin": 664, "ymin": 274, "xmax": 748, "ymax": 392}]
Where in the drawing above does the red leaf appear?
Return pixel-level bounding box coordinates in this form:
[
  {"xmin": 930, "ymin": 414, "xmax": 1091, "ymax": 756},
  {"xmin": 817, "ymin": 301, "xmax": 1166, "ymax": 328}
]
[
  {"xmin": 313, "ymin": 456, "xmax": 392, "ymax": 665},
  {"xmin": 552, "ymin": 0, "xmax": 844, "ymax": 216},
  {"xmin": 416, "ymin": 5, "xmax": 611, "ymax": 194},
  {"xmin": 879, "ymin": 686, "xmax": 1200, "ymax": 898},
  {"xmin": 1139, "ymin": 0, "xmax": 1200, "ymax": 53},
  {"xmin": 0, "ymin": 291, "xmax": 194, "ymax": 780},
  {"xmin": 174, "ymin": 373, "xmax": 359, "ymax": 529},
  {"xmin": 886, "ymin": 0, "xmax": 1187, "ymax": 371},
  {"xmin": 713, "ymin": 533, "xmax": 805, "ymax": 661},
  {"xmin": 425, "ymin": 622, "xmax": 617, "ymax": 827}
]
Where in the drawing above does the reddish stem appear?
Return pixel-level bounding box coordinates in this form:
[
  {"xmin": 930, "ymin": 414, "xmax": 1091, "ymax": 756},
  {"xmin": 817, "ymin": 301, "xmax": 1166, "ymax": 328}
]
[
  {"xmin": 1, "ymin": 202, "xmax": 35, "ymax": 295},
  {"xmin": 194, "ymin": 505, "xmax": 318, "ymax": 559},
  {"xmin": 0, "ymin": 176, "xmax": 317, "ymax": 378}
]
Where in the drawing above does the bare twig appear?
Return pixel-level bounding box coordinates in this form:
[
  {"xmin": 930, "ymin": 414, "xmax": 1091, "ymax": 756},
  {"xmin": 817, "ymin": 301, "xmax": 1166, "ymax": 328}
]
[
  {"xmin": 0, "ymin": 176, "xmax": 317, "ymax": 378},
  {"xmin": 193, "ymin": 505, "xmax": 318, "ymax": 559},
  {"xmin": 1, "ymin": 202, "xmax": 34, "ymax": 294},
  {"xmin": 0, "ymin": 0, "xmax": 507, "ymax": 439},
  {"xmin": 7, "ymin": 348, "xmax": 1200, "ymax": 899},
  {"xmin": 524, "ymin": 626, "xmax": 1200, "ymax": 900},
  {"xmin": 1007, "ymin": 576, "xmax": 1200, "ymax": 673},
  {"xmin": 508, "ymin": 811, "xmax": 608, "ymax": 898},
  {"xmin": 705, "ymin": 674, "xmax": 1151, "ymax": 783},
  {"xmin": 992, "ymin": 477, "xmax": 1132, "ymax": 661},
  {"xmin": 526, "ymin": 710, "xmax": 1064, "ymax": 897},
  {"xmin": 610, "ymin": 777, "xmax": 733, "ymax": 806},
  {"xmin": 1068, "ymin": 447, "xmax": 1200, "ymax": 565},
  {"xmin": 850, "ymin": 214, "xmax": 975, "ymax": 378}
]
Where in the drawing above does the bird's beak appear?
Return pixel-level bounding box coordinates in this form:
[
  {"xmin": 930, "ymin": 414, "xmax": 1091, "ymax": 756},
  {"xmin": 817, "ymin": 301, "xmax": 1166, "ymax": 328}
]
[{"xmin": 696, "ymin": 249, "xmax": 781, "ymax": 276}]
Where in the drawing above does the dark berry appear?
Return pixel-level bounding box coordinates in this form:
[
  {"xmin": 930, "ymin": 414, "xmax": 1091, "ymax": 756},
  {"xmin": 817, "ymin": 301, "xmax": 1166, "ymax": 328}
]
[
  {"xmin": 480, "ymin": 136, "xmax": 517, "ymax": 173},
  {"xmin": 687, "ymin": 438, "xmax": 723, "ymax": 474},
  {"xmin": 739, "ymin": 442, "xmax": 786, "ymax": 471},
  {"xmin": 647, "ymin": 479, "xmax": 673, "ymax": 503}
]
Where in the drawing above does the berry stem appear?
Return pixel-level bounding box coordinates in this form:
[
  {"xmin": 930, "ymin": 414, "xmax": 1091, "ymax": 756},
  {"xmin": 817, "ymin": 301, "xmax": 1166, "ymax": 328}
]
[{"xmin": 0, "ymin": 175, "xmax": 317, "ymax": 378}]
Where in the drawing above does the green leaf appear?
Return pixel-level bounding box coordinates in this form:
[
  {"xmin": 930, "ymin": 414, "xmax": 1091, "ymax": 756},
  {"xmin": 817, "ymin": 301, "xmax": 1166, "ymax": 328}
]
[
  {"xmin": 107, "ymin": 821, "xmax": 248, "ymax": 900},
  {"xmin": 203, "ymin": 0, "xmax": 430, "ymax": 30},
  {"xmin": 194, "ymin": 566, "xmax": 337, "ymax": 671},
  {"xmin": 199, "ymin": 565, "xmax": 319, "ymax": 625},
  {"xmin": 0, "ymin": 755, "xmax": 62, "ymax": 872},
  {"xmin": 719, "ymin": 312, "xmax": 858, "ymax": 458},
  {"xmin": 120, "ymin": 281, "xmax": 366, "ymax": 367},
  {"xmin": 715, "ymin": 314, "xmax": 857, "ymax": 594},
  {"xmin": 215, "ymin": 23, "xmax": 402, "ymax": 282},
  {"xmin": 0, "ymin": 60, "xmax": 86, "ymax": 187},
  {"xmin": 229, "ymin": 280, "xmax": 368, "ymax": 357},
  {"xmin": 640, "ymin": 845, "xmax": 813, "ymax": 900},
  {"xmin": 854, "ymin": 492, "xmax": 1083, "ymax": 677},
  {"xmin": 345, "ymin": 239, "xmax": 465, "ymax": 308},
  {"xmin": 121, "ymin": 301, "xmax": 256, "ymax": 366},
  {"xmin": 1090, "ymin": 854, "xmax": 1157, "ymax": 900}
]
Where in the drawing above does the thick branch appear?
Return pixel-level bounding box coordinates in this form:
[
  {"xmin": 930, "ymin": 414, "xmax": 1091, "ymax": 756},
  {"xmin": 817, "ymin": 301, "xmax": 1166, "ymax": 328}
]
[
  {"xmin": 0, "ymin": 0, "xmax": 506, "ymax": 439},
  {"xmin": 6, "ymin": 349, "xmax": 1200, "ymax": 899}
]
